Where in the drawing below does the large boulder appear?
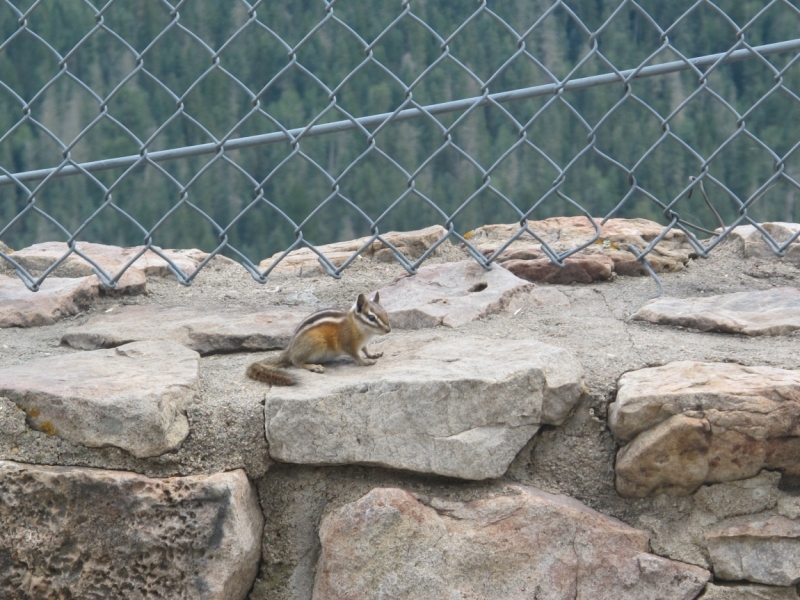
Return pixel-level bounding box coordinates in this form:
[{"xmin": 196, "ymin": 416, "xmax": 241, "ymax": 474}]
[
  {"xmin": 705, "ymin": 516, "xmax": 800, "ymax": 586},
  {"xmin": 265, "ymin": 335, "xmax": 583, "ymax": 479},
  {"xmin": 312, "ymin": 486, "xmax": 710, "ymax": 600},
  {"xmin": 377, "ymin": 260, "xmax": 534, "ymax": 328},
  {"xmin": 62, "ymin": 304, "xmax": 312, "ymax": 354},
  {"xmin": 632, "ymin": 287, "xmax": 800, "ymax": 336},
  {"xmin": 0, "ymin": 341, "xmax": 198, "ymax": 458},
  {"xmin": 259, "ymin": 225, "xmax": 447, "ymax": 276},
  {"xmin": 0, "ymin": 461, "xmax": 263, "ymax": 600},
  {"xmin": 0, "ymin": 272, "xmax": 146, "ymax": 327},
  {"xmin": 609, "ymin": 361, "xmax": 800, "ymax": 497}
]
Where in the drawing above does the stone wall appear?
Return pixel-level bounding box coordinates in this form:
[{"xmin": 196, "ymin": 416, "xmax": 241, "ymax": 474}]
[{"xmin": 1, "ymin": 219, "xmax": 799, "ymax": 599}]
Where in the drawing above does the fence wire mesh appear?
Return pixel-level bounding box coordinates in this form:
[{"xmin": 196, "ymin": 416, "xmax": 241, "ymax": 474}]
[{"xmin": 1, "ymin": 0, "xmax": 799, "ymax": 291}]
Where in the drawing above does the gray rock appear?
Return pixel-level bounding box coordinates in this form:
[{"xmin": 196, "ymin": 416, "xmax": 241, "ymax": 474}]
[
  {"xmin": 62, "ymin": 304, "xmax": 312, "ymax": 354},
  {"xmin": 632, "ymin": 287, "xmax": 800, "ymax": 336},
  {"xmin": 0, "ymin": 272, "xmax": 146, "ymax": 327},
  {"xmin": 312, "ymin": 486, "xmax": 710, "ymax": 600},
  {"xmin": 706, "ymin": 516, "xmax": 800, "ymax": 586},
  {"xmin": 748, "ymin": 223, "xmax": 800, "ymax": 262},
  {"xmin": 779, "ymin": 496, "xmax": 800, "ymax": 520},
  {"xmin": 699, "ymin": 583, "xmax": 800, "ymax": 599},
  {"xmin": 635, "ymin": 471, "xmax": 785, "ymax": 571},
  {"xmin": 609, "ymin": 361, "xmax": 800, "ymax": 497},
  {"xmin": 265, "ymin": 335, "xmax": 583, "ymax": 479},
  {"xmin": 722, "ymin": 222, "xmax": 800, "ymax": 263},
  {"xmin": 0, "ymin": 341, "xmax": 198, "ymax": 458},
  {"xmin": 694, "ymin": 471, "xmax": 782, "ymax": 520},
  {"xmin": 0, "ymin": 396, "xmax": 26, "ymax": 436},
  {"xmin": 377, "ymin": 260, "xmax": 534, "ymax": 328},
  {"xmin": 0, "ymin": 460, "xmax": 263, "ymax": 600}
]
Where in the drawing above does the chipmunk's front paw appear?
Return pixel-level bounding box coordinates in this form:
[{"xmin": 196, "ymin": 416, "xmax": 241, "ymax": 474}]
[
  {"xmin": 361, "ymin": 358, "xmax": 377, "ymax": 366},
  {"xmin": 366, "ymin": 351, "xmax": 383, "ymax": 359}
]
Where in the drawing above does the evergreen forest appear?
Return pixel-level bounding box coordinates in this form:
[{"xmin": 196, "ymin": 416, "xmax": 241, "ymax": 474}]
[{"xmin": 0, "ymin": 0, "xmax": 799, "ymax": 263}]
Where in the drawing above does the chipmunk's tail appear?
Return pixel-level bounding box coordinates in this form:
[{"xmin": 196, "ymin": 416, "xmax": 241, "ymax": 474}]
[{"xmin": 245, "ymin": 357, "xmax": 296, "ymax": 386}]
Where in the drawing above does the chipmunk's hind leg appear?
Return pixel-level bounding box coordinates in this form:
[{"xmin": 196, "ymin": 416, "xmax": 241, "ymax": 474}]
[{"xmin": 296, "ymin": 362, "xmax": 325, "ymax": 373}]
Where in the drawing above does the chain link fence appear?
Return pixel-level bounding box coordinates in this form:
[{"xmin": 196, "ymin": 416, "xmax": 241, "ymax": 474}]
[{"xmin": 0, "ymin": 0, "xmax": 799, "ymax": 292}]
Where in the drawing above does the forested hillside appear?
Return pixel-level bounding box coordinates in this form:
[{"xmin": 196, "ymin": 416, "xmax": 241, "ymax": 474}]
[{"xmin": 0, "ymin": 0, "xmax": 798, "ymax": 262}]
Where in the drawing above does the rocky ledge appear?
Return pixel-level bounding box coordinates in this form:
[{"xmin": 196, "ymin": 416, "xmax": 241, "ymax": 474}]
[
  {"xmin": 0, "ymin": 341, "xmax": 198, "ymax": 458},
  {"xmin": 265, "ymin": 335, "xmax": 583, "ymax": 480}
]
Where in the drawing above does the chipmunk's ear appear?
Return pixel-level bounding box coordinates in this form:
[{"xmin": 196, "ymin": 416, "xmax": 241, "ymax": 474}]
[
  {"xmin": 372, "ymin": 292, "xmax": 380, "ymax": 304},
  {"xmin": 356, "ymin": 293, "xmax": 366, "ymax": 312}
]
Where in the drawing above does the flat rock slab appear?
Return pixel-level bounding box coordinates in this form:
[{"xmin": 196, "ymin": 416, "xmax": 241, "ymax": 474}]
[
  {"xmin": 705, "ymin": 516, "xmax": 800, "ymax": 586},
  {"xmin": 0, "ymin": 272, "xmax": 146, "ymax": 328},
  {"xmin": 609, "ymin": 361, "xmax": 800, "ymax": 497},
  {"xmin": 0, "ymin": 461, "xmax": 262, "ymax": 600},
  {"xmin": 0, "ymin": 341, "xmax": 198, "ymax": 458},
  {"xmin": 722, "ymin": 222, "xmax": 800, "ymax": 263},
  {"xmin": 313, "ymin": 486, "xmax": 710, "ymax": 600},
  {"xmin": 4, "ymin": 241, "xmax": 221, "ymax": 278},
  {"xmin": 264, "ymin": 336, "xmax": 583, "ymax": 480},
  {"xmin": 377, "ymin": 260, "xmax": 534, "ymax": 328},
  {"xmin": 259, "ymin": 225, "xmax": 447, "ymax": 276},
  {"xmin": 633, "ymin": 287, "xmax": 800, "ymax": 336},
  {"xmin": 468, "ymin": 217, "xmax": 696, "ymax": 283},
  {"xmin": 62, "ymin": 304, "xmax": 313, "ymax": 355},
  {"xmin": 699, "ymin": 583, "xmax": 800, "ymax": 599}
]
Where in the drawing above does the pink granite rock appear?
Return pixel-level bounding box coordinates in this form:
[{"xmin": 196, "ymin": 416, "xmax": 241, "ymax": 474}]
[
  {"xmin": 502, "ymin": 254, "xmax": 614, "ymax": 283},
  {"xmin": 6, "ymin": 241, "xmax": 220, "ymax": 278},
  {"xmin": 609, "ymin": 361, "xmax": 800, "ymax": 497},
  {"xmin": 0, "ymin": 271, "xmax": 146, "ymax": 328},
  {"xmin": 632, "ymin": 287, "xmax": 800, "ymax": 336},
  {"xmin": 313, "ymin": 486, "xmax": 710, "ymax": 600},
  {"xmin": 470, "ymin": 217, "xmax": 696, "ymax": 282}
]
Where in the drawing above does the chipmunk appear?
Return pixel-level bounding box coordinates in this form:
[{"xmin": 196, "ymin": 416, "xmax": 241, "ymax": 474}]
[{"xmin": 246, "ymin": 292, "xmax": 391, "ymax": 386}]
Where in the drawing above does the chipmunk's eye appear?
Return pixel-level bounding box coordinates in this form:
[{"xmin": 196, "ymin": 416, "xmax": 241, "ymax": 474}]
[{"xmin": 368, "ymin": 315, "xmax": 376, "ymax": 322}]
